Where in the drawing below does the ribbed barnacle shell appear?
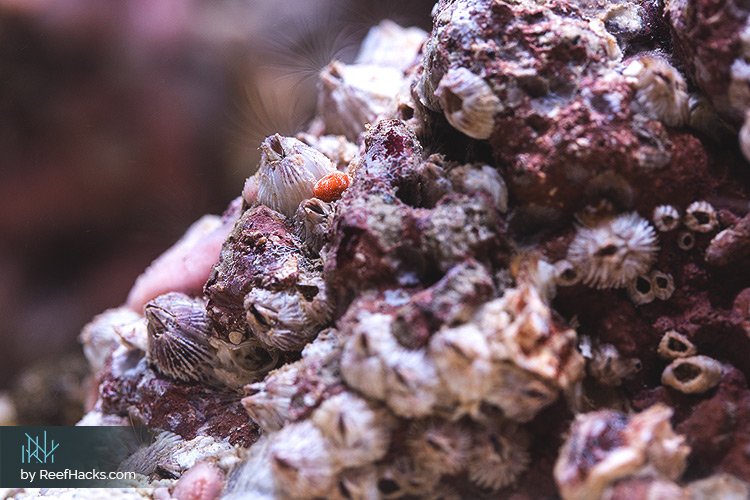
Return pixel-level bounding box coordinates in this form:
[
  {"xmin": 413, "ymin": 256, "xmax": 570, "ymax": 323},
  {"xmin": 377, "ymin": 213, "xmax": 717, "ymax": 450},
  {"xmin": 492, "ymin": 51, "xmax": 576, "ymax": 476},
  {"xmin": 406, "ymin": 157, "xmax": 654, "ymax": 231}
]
[
  {"xmin": 376, "ymin": 456, "xmax": 439, "ymax": 499},
  {"xmin": 145, "ymin": 292, "xmax": 216, "ymax": 384},
  {"xmin": 652, "ymin": 205, "xmax": 681, "ymax": 232},
  {"xmin": 293, "ymin": 198, "xmax": 334, "ymax": 253},
  {"xmin": 567, "ymin": 212, "xmax": 659, "ymax": 289},
  {"xmin": 684, "ymin": 200, "xmax": 719, "ymax": 233},
  {"xmin": 662, "ymin": 355, "xmax": 723, "ymax": 394},
  {"xmin": 311, "ymin": 392, "xmax": 394, "ymax": 468},
  {"xmin": 467, "ymin": 420, "xmax": 530, "ymax": 491},
  {"xmin": 384, "ymin": 347, "xmax": 441, "ymax": 418},
  {"xmin": 624, "ymin": 56, "xmax": 689, "ymax": 127},
  {"xmin": 245, "ymin": 134, "xmax": 336, "ymax": 218},
  {"xmin": 650, "ymin": 270, "xmax": 675, "ymax": 300},
  {"xmin": 434, "ymin": 67, "xmax": 502, "ymax": 140},
  {"xmin": 626, "ymin": 274, "xmax": 655, "ymax": 305},
  {"xmin": 405, "ymin": 418, "xmax": 472, "ymax": 475},
  {"xmin": 244, "ymin": 276, "xmax": 333, "ymax": 351}
]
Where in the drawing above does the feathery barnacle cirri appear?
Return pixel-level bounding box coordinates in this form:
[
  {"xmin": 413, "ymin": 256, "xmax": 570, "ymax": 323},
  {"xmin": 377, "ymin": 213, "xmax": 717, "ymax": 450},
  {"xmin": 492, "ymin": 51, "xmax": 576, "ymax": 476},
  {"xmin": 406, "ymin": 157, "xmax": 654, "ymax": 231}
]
[
  {"xmin": 244, "ymin": 134, "xmax": 336, "ymax": 218},
  {"xmin": 567, "ymin": 212, "xmax": 659, "ymax": 289},
  {"xmin": 684, "ymin": 200, "xmax": 719, "ymax": 233},
  {"xmin": 624, "ymin": 56, "xmax": 689, "ymax": 127},
  {"xmin": 405, "ymin": 418, "xmax": 471, "ymax": 475},
  {"xmin": 652, "ymin": 205, "xmax": 681, "ymax": 232},
  {"xmin": 467, "ymin": 421, "xmax": 530, "ymax": 491}
]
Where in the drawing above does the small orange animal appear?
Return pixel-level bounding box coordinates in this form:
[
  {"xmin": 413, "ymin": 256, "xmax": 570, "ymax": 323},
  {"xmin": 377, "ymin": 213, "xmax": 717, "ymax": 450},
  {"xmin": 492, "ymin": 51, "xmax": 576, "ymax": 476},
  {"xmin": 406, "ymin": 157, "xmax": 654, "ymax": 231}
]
[{"xmin": 313, "ymin": 171, "xmax": 351, "ymax": 202}]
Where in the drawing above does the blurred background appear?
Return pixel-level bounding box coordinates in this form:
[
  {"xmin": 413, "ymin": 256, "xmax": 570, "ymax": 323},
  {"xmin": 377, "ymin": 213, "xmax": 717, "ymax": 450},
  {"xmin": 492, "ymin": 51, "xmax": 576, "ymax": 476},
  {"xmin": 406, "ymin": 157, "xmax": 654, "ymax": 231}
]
[{"xmin": 0, "ymin": 0, "xmax": 434, "ymax": 424}]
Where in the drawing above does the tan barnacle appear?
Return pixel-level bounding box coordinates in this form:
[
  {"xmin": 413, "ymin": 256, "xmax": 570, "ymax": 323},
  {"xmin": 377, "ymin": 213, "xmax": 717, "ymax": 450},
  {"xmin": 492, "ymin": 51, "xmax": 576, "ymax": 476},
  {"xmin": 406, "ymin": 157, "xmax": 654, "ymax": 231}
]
[
  {"xmin": 567, "ymin": 212, "xmax": 659, "ymax": 289},
  {"xmin": 269, "ymin": 420, "xmax": 339, "ymax": 499},
  {"xmin": 293, "ymin": 198, "xmax": 333, "ymax": 253},
  {"xmin": 245, "ymin": 134, "xmax": 336, "ymax": 218},
  {"xmin": 626, "ymin": 274, "xmax": 655, "ymax": 306},
  {"xmin": 406, "ymin": 418, "xmax": 471, "ymax": 475},
  {"xmin": 676, "ymin": 230, "xmax": 695, "ymax": 250},
  {"xmin": 684, "ymin": 200, "xmax": 719, "ymax": 233},
  {"xmin": 448, "ymin": 163, "xmax": 509, "ymax": 212},
  {"xmin": 661, "ymin": 355, "xmax": 723, "ymax": 394},
  {"xmin": 554, "ymin": 259, "xmax": 581, "ymax": 287},
  {"xmin": 340, "ymin": 311, "xmax": 399, "ymax": 401},
  {"xmin": 145, "ymin": 292, "xmax": 217, "ymax": 384},
  {"xmin": 242, "ymin": 362, "xmax": 299, "ymax": 431},
  {"xmin": 434, "ymin": 67, "xmax": 502, "ymax": 140},
  {"xmin": 244, "ymin": 276, "xmax": 333, "ymax": 351},
  {"xmin": 428, "ymin": 323, "xmax": 494, "ymax": 416},
  {"xmin": 657, "ymin": 330, "xmax": 697, "ymax": 360},
  {"xmin": 554, "ymin": 404, "xmax": 689, "ymax": 500},
  {"xmin": 375, "ymin": 456, "xmax": 439, "ymax": 499},
  {"xmin": 467, "ymin": 421, "xmax": 531, "ymax": 491},
  {"xmin": 623, "ymin": 56, "xmax": 689, "ymax": 127},
  {"xmin": 326, "ymin": 466, "xmax": 380, "ymax": 500},
  {"xmin": 211, "ymin": 340, "xmax": 280, "ymax": 389},
  {"xmin": 311, "ymin": 392, "xmax": 395, "ymax": 468},
  {"xmin": 384, "ymin": 347, "xmax": 441, "ymax": 418},
  {"xmin": 652, "ymin": 205, "xmax": 681, "ymax": 232},
  {"xmin": 650, "ymin": 270, "xmax": 675, "ymax": 300},
  {"xmin": 587, "ymin": 342, "xmax": 641, "ymax": 387}
]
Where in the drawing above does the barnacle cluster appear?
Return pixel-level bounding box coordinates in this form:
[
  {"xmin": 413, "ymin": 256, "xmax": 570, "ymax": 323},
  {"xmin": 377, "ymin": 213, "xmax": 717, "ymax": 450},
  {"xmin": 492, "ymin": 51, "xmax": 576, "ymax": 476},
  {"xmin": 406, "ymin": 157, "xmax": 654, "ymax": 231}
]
[{"xmin": 51, "ymin": 0, "xmax": 750, "ymax": 499}]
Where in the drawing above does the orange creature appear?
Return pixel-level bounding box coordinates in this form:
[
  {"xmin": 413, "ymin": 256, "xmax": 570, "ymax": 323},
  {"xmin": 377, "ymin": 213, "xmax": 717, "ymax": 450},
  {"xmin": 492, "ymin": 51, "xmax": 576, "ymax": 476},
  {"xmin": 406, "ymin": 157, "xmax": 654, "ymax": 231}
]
[{"xmin": 313, "ymin": 171, "xmax": 351, "ymax": 202}]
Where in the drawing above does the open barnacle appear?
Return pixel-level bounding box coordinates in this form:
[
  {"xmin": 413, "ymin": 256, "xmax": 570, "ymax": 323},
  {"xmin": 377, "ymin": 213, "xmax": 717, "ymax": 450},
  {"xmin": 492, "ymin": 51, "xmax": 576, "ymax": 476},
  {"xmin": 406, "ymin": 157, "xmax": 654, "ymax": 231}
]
[
  {"xmin": 624, "ymin": 56, "xmax": 689, "ymax": 127},
  {"xmin": 554, "ymin": 259, "xmax": 581, "ymax": 287},
  {"xmin": 145, "ymin": 292, "xmax": 217, "ymax": 384},
  {"xmin": 650, "ymin": 270, "xmax": 675, "ymax": 300},
  {"xmin": 244, "ymin": 134, "xmax": 336, "ymax": 218},
  {"xmin": 657, "ymin": 330, "xmax": 697, "ymax": 360},
  {"xmin": 405, "ymin": 418, "xmax": 471, "ymax": 475},
  {"xmin": 626, "ymin": 274, "xmax": 655, "ymax": 305},
  {"xmin": 652, "ymin": 205, "xmax": 681, "ymax": 232},
  {"xmin": 684, "ymin": 201, "xmax": 719, "ymax": 233},
  {"xmin": 662, "ymin": 355, "xmax": 723, "ymax": 394},
  {"xmin": 676, "ymin": 230, "xmax": 695, "ymax": 250},
  {"xmin": 567, "ymin": 212, "xmax": 659, "ymax": 289},
  {"xmin": 467, "ymin": 420, "xmax": 531, "ymax": 491},
  {"xmin": 293, "ymin": 198, "xmax": 334, "ymax": 253}
]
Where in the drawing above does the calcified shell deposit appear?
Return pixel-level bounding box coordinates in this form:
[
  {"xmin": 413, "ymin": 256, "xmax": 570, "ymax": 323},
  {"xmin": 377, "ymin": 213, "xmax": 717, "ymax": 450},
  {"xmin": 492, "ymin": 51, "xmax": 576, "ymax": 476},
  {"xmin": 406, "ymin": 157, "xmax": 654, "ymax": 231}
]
[{"xmin": 37, "ymin": 2, "xmax": 750, "ymax": 500}]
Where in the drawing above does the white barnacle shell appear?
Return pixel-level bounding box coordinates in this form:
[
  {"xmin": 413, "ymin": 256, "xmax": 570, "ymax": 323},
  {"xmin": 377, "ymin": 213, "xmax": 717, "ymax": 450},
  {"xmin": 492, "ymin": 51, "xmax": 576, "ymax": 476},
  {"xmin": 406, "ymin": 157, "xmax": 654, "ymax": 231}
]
[
  {"xmin": 311, "ymin": 392, "xmax": 394, "ymax": 468},
  {"xmin": 662, "ymin": 355, "xmax": 723, "ymax": 394},
  {"xmin": 246, "ymin": 134, "xmax": 335, "ymax": 218},
  {"xmin": 567, "ymin": 212, "xmax": 659, "ymax": 289},
  {"xmin": 657, "ymin": 330, "xmax": 697, "ymax": 360},
  {"xmin": 650, "ymin": 270, "xmax": 675, "ymax": 300},
  {"xmin": 554, "ymin": 259, "xmax": 581, "ymax": 287},
  {"xmin": 244, "ymin": 277, "xmax": 333, "ymax": 351},
  {"xmin": 293, "ymin": 198, "xmax": 334, "ymax": 253},
  {"xmin": 242, "ymin": 361, "xmax": 299, "ymax": 432},
  {"xmin": 269, "ymin": 420, "xmax": 339, "ymax": 499},
  {"xmin": 145, "ymin": 292, "xmax": 217, "ymax": 384},
  {"xmin": 429, "ymin": 323, "xmax": 494, "ymax": 414},
  {"xmin": 684, "ymin": 200, "xmax": 719, "ymax": 233},
  {"xmin": 340, "ymin": 312, "xmax": 399, "ymax": 401},
  {"xmin": 405, "ymin": 418, "xmax": 472, "ymax": 475},
  {"xmin": 624, "ymin": 56, "xmax": 689, "ymax": 127},
  {"xmin": 554, "ymin": 404, "xmax": 690, "ymax": 500},
  {"xmin": 626, "ymin": 274, "xmax": 655, "ymax": 306},
  {"xmin": 384, "ymin": 347, "xmax": 441, "ymax": 418},
  {"xmin": 434, "ymin": 67, "xmax": 502, "ymax": 140},
  {"xmin": 652, "ymin": 205, "xmax": 681, "ymax": 232},
  {"xmin": 467, "ymin": 421, "xmax": 530, "ymax": 491}
]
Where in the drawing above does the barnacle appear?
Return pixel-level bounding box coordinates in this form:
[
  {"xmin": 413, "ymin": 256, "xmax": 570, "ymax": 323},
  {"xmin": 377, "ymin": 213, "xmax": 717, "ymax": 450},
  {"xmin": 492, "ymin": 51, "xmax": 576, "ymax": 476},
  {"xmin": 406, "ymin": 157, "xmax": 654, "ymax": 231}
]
[
  {"xmin": 650, "ymin": 270, "xmax": 675, "ymax": 300},
  {"xmin": 244, "ymin": 276, "xmax": 333, "ymax": 351},
  {"xmin": 145, "ymin": 292, "xmax": 217, "ymax": 384},
  {"xmin": 626, "ymin": 274, "xmax": 655, "ymax": 305},
  {"xmin": 434, "ymin": 67, "xmax": 503, "ymax": 140},
  {"xmin": 586, "ymin": 342, "xmax": 641, "ymax": 387},
  {"xmin": 313, "ymin": 171, "xmax": 351, "ymax": 202},
  {"xmin": 688, "ymin": 473, "xmax": 750, "ymax": 500},
  {"xmin": 624, "ymin": 56, "xmax": 689, "ymax": 127},
  {"xmin": 567, "ymin": 212, "xmax": 659, "ymax": 289},
  {"xmin": 554, "ymin": 259, "xmax": 581, "ymax": 287},
  {"xmin": 376, "ymin": 456, "xmax": 439, "ymax": 499},
  {"xmin": 293, "ymin": 198, "xmax": 333, "ymax": 253},
  {"xmin": 383, "ymin": 347, "xmax": 441, "ymax": 418},
  {"xmin": 448, "ymin": 163, "xmax": 509, "ymax": 212},
  {"xmin": 405, "ymin": 418, "xmax": 471, "ymax": 475},
  {"xmin": 661, "ymin": 355, "xmax": 723, "ymax": 394},
  {"xmin": 554, "ymin": 404, "xmax": 689, "ymax": 500},
  {"xmin": 652, "ymin": 205, "xmax": 681, "ymax": 232},
  {"xmin": 244, "ymin": 134, "xmax": 336, "ymax": 218},
  {"xmin": 684, "ymin": 200, "xmax": 719, "ymax": 233},
  {"xmin": 269, "ymin": 420, "xmax": 338, "ymax": 499},
  {"xmin": 467, "ymin": 421, "xmax": 531, "ymax": 491},
  {"xmin": 311, "ymin": 392, "xmax": 394, "ymax": 468},
  {"xmin": 326, "ymin": 466, "xmax": 380, "ymax": 500},
  {"xmin": 676, "ymin": 230, "xmax": 695, "ymax": 250},
  {"xmin": 657, "ymin": 330, "xmax": 697, "ymax": 360}
]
